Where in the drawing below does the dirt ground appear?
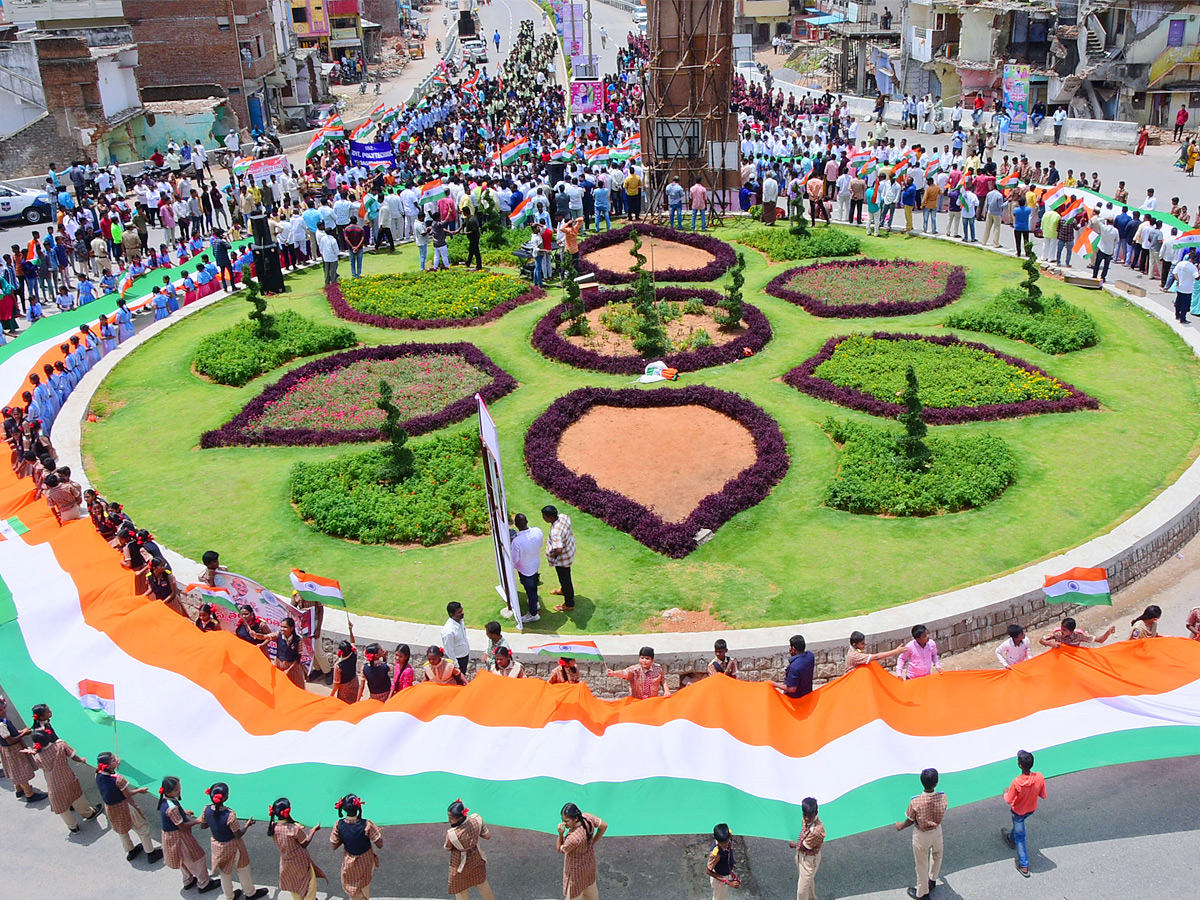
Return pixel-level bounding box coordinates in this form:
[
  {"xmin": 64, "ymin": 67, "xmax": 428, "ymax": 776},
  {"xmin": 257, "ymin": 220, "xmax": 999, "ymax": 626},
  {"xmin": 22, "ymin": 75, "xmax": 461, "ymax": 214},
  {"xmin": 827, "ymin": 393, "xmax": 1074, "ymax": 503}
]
[
  {"xmin": 585, "ymin": 236, "xmax": 715, "ymax": 275},
  {"xmin": 556, "ymin": 405, "xmax": 758, "ymax": 523},
  {"xmin": 560, "ymin": 303, "xmax": 746, "ymax": 356}
]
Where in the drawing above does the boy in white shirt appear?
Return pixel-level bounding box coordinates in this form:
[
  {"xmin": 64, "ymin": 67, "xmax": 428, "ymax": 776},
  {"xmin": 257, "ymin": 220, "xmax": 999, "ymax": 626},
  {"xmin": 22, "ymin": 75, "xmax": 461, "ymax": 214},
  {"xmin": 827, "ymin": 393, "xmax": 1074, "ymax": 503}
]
[{"xmin": 996, "ymin": 624, "xmax": 1032, "ymax": 668}]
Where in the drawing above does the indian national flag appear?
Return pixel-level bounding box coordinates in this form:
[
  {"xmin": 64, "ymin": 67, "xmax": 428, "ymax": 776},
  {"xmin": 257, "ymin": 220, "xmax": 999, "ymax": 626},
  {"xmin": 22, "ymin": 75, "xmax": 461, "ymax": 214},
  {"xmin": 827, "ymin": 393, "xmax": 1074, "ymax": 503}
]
[
  {"xmin": 1174, "ymin": 228, "xmax": 1200, "ymax": 254},
  {"xmin": 551, "ymin": 138, "xmax": 576, "ymax": 161},
  {"xmin": 117, "ymin": 268, "xmax": 135, "ymax": 298},
  {"xmin": 432, "ymin": 71, "xmax": 449, "ymax": 87},
  {"xmin": 368, "ymin": 101, "xmax": 387, "ymax": 118},
  {"xmin": 1073, "ymin": 228, "xmax": 1097, "ymax": 258},
  {"xmin": 184, "ymin": 582, "xmax": 240, "ymax": 613},
  {"xmin": 612, "ymin": 134, "xmax": 641, "ymax": 160},
  {"xmin": 890, "ymin": 158, "xmax": 910, "ymax": 178},
  {"xmin": 499, "ymin": 138, "xmax": 529, "ymax": 165},
  {"xmin": 528, "ymin": 640, "xmax": 604, "ymax": 662},
  {"xmin": 1043, "ymin": 566, "xmax": 1111, "ymax": 605},
  {"xmin": 305, "ymin": 130, "xmax": 328, "ymax": 160},
  {"xmin": 509, "ymin": 196, "xmax": 534, "ymax": 227},
  {"xmin": 324, "ymin": 114, "xmax": 346, "ymax": 136},
  {"xmin": 1043, "ymin": 184, "xmax": 1068, "ymax": 210},
  {"xmin": 999, "ymin": 172, "xmax": 1021, "ymax": 190},
  {"xmin": 232, "ymin": 156, "xmax": 254, "ymax": 176},
  {"xmin": 420, "ymin": 178, "xmax": 449, "ymax": 205},
  {"xmin": 924, "ymin": 158, "xmax": 941, "ymax": 178},
  {"xmin": 378, "ymin": 104, "xmax": 402, "ymax": 127},
  {"xmin": 350, "ymin": 118, "xmax": 375, "ymax": 141},
  {"xmin": 858, "ymin": 158, "xmax": 877, "ymax": 177},
  {"xmin": 78, "ymin": 679, "xmax": 116, "ymax": 721},
  {"xmin": 290, "ymin": 568, "xmax": 346, "ymax": 608},
  {"xmin": 462, "ymin": 71, "xmax": 482, "ymax": 100},
  {"xmin": 586, "ymin": 145, "xmax": 611, "ymax": 166}
]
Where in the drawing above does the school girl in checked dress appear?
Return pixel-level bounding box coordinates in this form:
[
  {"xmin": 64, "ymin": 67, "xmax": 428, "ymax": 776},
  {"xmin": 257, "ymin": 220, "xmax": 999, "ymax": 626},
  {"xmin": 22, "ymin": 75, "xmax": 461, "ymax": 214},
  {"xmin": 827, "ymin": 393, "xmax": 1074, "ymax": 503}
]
[
  {"xmin": 94, "ymin": 752, "xmax": 161, "ymax": 862},
  {"xmin": 156, "ymin": 775, "xmax": 220, "ymax": 893},
  {"xmin": 446, "ymin": 798, "xmax": 497, "ymax": 900},
  {"xmin": 269, "ymin": 796, "xmax": 326, "ymax": 900},
  {"xmin": 330, "ymin": 793, "xmax": 383, "ymax": 900},
  {"xmin": 0, "ymin": 696, "xmax": 45, "ymax": 803},
  {"xmin": 200, "ymin": 781, "xmax": 269, "ymax": 900},
  {"xmin": 23, "ymin": 729, "xmax": 100, "ymax": 832}
]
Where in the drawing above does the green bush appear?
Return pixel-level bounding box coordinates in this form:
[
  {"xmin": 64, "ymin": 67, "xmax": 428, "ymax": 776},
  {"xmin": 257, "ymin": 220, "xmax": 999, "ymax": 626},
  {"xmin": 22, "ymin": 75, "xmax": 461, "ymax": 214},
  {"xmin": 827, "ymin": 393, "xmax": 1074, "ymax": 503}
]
[
  {"xmin": 945, "ymin": 288, "xmax": 1100, "ymax": 354},
  {"xmin": 598, "ymin": 301, "xmax": 640, "ymax": 335},
  {"xmin": 683, "ymin": 298, "xmax": 707, "ymax": 317},
  {"xmin": 341, "ymin": 270, "xmax": 528, "ymax": 321},
  {"xmin": 448, "ymin": 228, "xmax": 527, "ymax": 267},
  {"xmin": 737, "ymin": 226, "xmax": 860, "ymax": 261},
  {"xmin": 823, "ymin": 418, "xmax": 1017, "ymax": 516},
  {"xmin": 193, "ymin": 310, "xmax": 357, "ymax": 386},
  {"xmin": 289, "ymin": 432, "xmax": 488, "ymax": 546}
]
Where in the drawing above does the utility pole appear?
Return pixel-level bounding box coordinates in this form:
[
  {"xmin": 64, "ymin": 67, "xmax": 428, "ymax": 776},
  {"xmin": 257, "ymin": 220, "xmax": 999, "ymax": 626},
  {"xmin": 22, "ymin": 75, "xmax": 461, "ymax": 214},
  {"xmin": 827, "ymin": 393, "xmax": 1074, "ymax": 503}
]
[{"xmin": 584, "ymin": 0, "xmax": 594, "ymax": 78}]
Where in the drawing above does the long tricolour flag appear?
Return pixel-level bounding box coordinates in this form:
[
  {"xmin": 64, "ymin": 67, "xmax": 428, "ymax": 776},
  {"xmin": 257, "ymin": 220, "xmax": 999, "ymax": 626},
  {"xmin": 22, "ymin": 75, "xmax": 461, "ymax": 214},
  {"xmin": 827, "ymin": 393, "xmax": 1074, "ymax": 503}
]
[
  {"xmin": 1043, "ymin": 566, "xmax": 1110, "ymax": 605},
  {"xmin": 528, "ymin": 640, "xmax": 604, "ymax": 661},
  {"xmin": 612, "ymin": 134, "xmax": 641, "ymax": 160},
  {"xmin": 289, "ymin": 568, "xmax": 346, "ymax": 608},
  {"xmin": 999, "ymin": 172, "xmax": 1021, "ymax": 190},
  {"xmin": 117, "ymin": 268, "xmax": 135, "ymax": 298},
  {"xmin": 78, "ymin": 679, "xmax": 115, "ymax": 721},
  {"xmin": 183, "ymin": 582, "xmax": 239, "ymax": 613},
  {"xmin": 1173, "ymin": 227, "xmax": 1200, "ymax": 254}
]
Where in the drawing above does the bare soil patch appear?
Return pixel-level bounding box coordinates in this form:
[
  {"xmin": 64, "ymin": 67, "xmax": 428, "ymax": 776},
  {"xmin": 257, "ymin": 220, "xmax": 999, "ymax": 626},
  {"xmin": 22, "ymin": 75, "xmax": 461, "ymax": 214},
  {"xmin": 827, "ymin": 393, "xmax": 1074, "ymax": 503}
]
[
  {"xmin": 557, "ymin": 405, "xmax": 757, "ymax": 523},
  {"xmin": 585, "ymin": 236, "xmax": 716, "ymax": 275},
  {"xmin": 559, "ymin": 304, "xmax": 748, "ymax": 357}
]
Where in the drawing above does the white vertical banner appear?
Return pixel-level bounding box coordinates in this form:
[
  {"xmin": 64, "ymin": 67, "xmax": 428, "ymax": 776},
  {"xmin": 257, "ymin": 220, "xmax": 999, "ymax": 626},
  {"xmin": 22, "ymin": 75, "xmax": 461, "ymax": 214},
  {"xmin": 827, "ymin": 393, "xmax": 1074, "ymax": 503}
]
[{"xmin": 477, "ymin": 394, "xmax": 523, "ymax": 630}]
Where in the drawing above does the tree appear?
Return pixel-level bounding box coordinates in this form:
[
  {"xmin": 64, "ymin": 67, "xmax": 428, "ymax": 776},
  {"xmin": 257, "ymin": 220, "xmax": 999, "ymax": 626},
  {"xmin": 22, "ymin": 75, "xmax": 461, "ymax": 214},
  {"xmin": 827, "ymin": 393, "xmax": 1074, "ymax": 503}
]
[
  {"xmin": 244, "ymin": 278, "xmax": 276, "ymax": 339},
  {"xmin": 478, "ymin": 190, "xmax": 507, "ymax": 251},
  {"xmin": 895, "ymin": 365, "xmax": 931, "ymax": 472},
  {"xmin": 628, "ymin": 230, "xmax": 668, "ymax": 356},
  {"xmin": 1018, "ymin": 241, "xmax": 1043, "ymax": 309},
  {"xmin": 789, "ymin": 196, "xmax": 809, "ymax": 237},
  {"xmin": 376, "ymin": 380, "xmax": 414, "ymax": 481},
  {"xmin": 713, "ymin": 251, "xmax": 746, "ymax": 329},
  {"xmin": 560, "ymin": 254, "xmax": 591, "ymax": 336}
]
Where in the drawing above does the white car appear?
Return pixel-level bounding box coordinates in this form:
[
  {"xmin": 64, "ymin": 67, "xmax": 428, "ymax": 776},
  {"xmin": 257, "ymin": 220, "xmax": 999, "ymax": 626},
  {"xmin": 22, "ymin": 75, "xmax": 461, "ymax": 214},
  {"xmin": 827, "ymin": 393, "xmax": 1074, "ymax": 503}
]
[
  {"xmin": 735, "ymin": 59, "xmax": 760, "ymax": 77},
  {"xmin": 632, "ymin": 7, "xmax": 648, "ymax": 26},
  {"xmin": 0, "ymin": 182, "xmax": 51, "ymax": 226},
  {"xmin": 461, "ymin": 38, "xmax": 488, "ymax": 64}
]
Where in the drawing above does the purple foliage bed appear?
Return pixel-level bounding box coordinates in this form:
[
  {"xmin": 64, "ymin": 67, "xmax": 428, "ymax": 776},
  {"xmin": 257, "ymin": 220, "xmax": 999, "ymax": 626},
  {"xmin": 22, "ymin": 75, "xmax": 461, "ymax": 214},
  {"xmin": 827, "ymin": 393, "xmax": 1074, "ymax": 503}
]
[
  {"xmin": 576, "ymin": 223, "xmax": 737, "ymax": 284},
  {"xmin": 783, "ymin": 331, "xmax": 1099, "ymax": 424},
  {"xmin": 765, "ymin": 258, "xmax": 967, "ymax": 318},
  {"xmin": 524, "ymin": 385, "xmax": 790, "ymax": 557},
  {"xmin": 530, "ymin": 286, "xmax": 773, "ymax": 375},
  {"xmin": 200, "ymin": 342, "xmax": 516, "ymax": 448},
  {"xmin": 324, "ymin": 281, "xmax": 545, "ymax": 330}
]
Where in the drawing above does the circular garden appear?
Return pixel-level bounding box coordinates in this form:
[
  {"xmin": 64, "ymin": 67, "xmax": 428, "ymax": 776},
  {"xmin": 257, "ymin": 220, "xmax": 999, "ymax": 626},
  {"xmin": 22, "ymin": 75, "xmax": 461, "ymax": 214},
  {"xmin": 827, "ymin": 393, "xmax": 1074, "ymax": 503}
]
[{"xmin": 82, "ymin": 221, "xmax": 1200, "ymax": 632}]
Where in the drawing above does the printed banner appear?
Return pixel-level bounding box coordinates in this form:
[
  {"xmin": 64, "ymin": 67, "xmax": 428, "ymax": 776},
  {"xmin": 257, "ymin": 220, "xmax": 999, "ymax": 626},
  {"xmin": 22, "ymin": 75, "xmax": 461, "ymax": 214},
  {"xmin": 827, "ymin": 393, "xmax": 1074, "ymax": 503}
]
[
  {"xmin": 204, "ymin": 570, "xmax": 314, "ymax": 670},
  {"xmin": 570, "ymin": 80, "xmax": 602, "ymax": 115},
  {"xmin": 349, "ymin": 139, "xmax": 397, "ymax": 169},
  {"xmin": 237, "ymin": 154, "xmax": 288, "ymax": 180},
  {"xmin": 1003, "ymin": 64, "xmax": 1031, "ymax": 135}
]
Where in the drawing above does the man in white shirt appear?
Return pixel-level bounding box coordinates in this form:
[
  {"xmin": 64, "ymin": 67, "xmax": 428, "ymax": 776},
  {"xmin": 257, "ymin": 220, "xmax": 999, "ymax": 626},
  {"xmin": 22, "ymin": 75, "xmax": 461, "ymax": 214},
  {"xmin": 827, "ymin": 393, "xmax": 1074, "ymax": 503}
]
[
  {"xmin": 317, "ymin": 225, "xmax": 340, "ymax": 285},
  {"xmin": 441, "ymin": 601, "xmax": 471, "ymax": 674},
  {"xmin": 510, "ymin": 513, "xmax": 544, "ymax": 622},
  {"xmin": 1168, "ymin": 248, "xmax": 1198, "ymax": 323},
  {"xmin": 1088, "ymin": 215, "xmax": 1119, "ymax": 283},
  {"xmin": 1142, "ymin": 188, "xmax": 1158, "ymax": 211},
  {"xmin": 399, "ymin": 184, "xmax": 419, "ymax": 241},
  {"xmin": 995, "ymin": 624, "xmax": 1031, "ymax": 668},
  {"xmin": 762, "ymin": 172, "xmax": 780, "ymax": 225}
]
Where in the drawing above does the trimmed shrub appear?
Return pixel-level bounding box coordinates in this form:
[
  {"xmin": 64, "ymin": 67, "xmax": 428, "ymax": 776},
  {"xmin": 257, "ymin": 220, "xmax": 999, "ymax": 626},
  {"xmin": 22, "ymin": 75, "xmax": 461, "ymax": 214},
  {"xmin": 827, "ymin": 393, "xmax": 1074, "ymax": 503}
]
[
  {"xmin": 738, "ymin": 226, "xmax": 861, "ymax": 262},
  {"xmin": 192, "ymin": 309, "xmax": 357, "ymax": 387},
  {"xmin": 945, "ymin": 288, "xmax": 1100, "ymax": 354}
]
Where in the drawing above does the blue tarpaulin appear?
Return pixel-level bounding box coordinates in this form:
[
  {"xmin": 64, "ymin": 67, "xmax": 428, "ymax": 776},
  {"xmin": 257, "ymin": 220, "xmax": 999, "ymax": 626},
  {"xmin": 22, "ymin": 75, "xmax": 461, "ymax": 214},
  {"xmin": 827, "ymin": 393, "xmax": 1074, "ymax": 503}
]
[{"xmin": 804, "ymin": 14, "xmax": 845, "ymax": 25}]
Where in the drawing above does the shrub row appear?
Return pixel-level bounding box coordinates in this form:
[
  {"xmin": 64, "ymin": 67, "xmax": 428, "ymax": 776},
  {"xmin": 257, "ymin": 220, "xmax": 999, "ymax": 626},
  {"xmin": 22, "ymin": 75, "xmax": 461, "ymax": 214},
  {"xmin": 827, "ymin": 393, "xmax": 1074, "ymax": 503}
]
[
  {"xmin": 945, "ymin": 287, "xmax": 1100, "ymax": 354},
  {"xmin": 326, "ymin": 276, "xmax": 544, "ymax": 330},
  {"xmin": 192, "ymin": 310, "xmax": 357, "ymax": 387},
  {"xmin": 737, "ymin": 226, "xmax": 861, "ymax": 262}
]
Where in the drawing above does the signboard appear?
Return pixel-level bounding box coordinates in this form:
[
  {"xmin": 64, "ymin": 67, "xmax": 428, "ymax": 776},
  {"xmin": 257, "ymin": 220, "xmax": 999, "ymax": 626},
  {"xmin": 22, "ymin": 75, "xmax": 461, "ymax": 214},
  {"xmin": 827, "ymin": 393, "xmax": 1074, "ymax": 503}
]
[
  {"xmin": 204, "ymin": 571, "xmax": 314, "ymax": 670},
  {"xmin": 570, "ymin": 80, "xmax": 602, "ymax": 115},
  {"xmin": 238, "ymin": 154, "xmax": 288, "ymax": 180},
  {"xmin": 349, "ymin": 140, "xmax": 397, "ymax": 168},
  {"xmin": 1003, "ymin": 64, "xmax": 1031, "ymax": 134},
  {"xmin": 477, "ymin": 396, "xmax": 522, "ymax": 628}
]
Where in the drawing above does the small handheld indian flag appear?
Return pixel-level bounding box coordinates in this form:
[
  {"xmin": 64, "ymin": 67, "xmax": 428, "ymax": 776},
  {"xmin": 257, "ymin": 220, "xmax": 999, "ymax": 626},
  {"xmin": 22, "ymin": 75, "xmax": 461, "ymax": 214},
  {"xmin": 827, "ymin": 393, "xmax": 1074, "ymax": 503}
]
[
  {"xmin": 999, "ymin": 172, "xmax": 1021, "ymax": 190},
  {"xmin": 183, "ymin": 583, "xmax": 239, "ymax": 613},
  {"xmin": 78, "ymin": 679, "xmax": 116, "ymax": 722},
  {"xmin": 1043, "ymin": 566, "xmax": 1111, "ymax": 606},
  {"xmin": 1073, "ymin": 228, "xmax": 1096, "ymax": 258},
  {"xmin": 528, "ymin": 640, "xmax": 604, "ymax": 662},
  {"xmin": 509, "ymin": 196, "xmax": 533, "ymax": 227},
  {"xmin": 290, "ymin": 568, "xmax": 346, "ymax": 608}
]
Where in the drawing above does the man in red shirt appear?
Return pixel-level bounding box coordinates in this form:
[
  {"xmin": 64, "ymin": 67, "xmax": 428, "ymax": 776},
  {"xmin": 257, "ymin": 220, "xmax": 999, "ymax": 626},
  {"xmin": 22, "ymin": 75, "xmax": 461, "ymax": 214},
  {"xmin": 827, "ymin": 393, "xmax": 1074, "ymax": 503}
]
[
  {"xmin": 1001, "ymin": 750, "xmax": 1047, "ymax": 877},
  {"xmin": 1176, "ymin": 106, "xmax": 1190, "ymax": 142}
]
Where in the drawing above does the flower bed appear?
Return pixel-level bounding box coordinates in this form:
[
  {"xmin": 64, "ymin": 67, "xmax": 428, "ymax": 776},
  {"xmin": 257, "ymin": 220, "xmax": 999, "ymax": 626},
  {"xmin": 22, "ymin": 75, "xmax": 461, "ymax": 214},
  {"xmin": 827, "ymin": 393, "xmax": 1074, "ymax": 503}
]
[
  {"xmin": 327, "ymin": 271, "xmax": 544, "ymax": 330},
  {"xmin": 577, "ymin": 223, "xmax": 737, "ymax": 284},
  {"xmin": 531, "ymin": 286, "xmax": 772, "ymax": 375},
  {"xmin": 524, "ymin": 386, "xmax": 789, "ymax": 557},
  {"xmin": 766, "ymin": 258, "xmax": 966, "ymax": 318},
  {"xmin": 823, "ymin": 418, "xmax": 1017, "ymax": 516},
  {"xmin": 290, "ymin": 432, "xmax": 489, "ymax": 546},
  {"xmin": 737, "ymin": 227, "xmax": 861, "ymax": 262},
  {"xmin": 784, "ymin": 332, "xmax": 1099, "ymax": 424},
  {"xmin": 200, "ymin": 342, "xmax": 515, "ymax": 448},
  {"xmin": 945, "ymin": 287, "xmax": 1100, "ymax": 354},
  {"xmin": 192, "ymin": 309, "xmax": 358, "ymax": 387}
]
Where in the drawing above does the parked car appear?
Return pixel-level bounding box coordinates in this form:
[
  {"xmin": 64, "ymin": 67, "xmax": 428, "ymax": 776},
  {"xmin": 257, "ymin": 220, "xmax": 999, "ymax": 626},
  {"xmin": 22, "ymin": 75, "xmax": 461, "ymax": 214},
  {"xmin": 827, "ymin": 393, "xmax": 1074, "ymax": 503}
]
[
  {"xmin": 461, "ymin": 37, "xmax": 488, "ymax": 64},
  {"xmin": 306, "ymin": 103, "xmax": 340, "ymax": 130},
  {"xmin": 632, "ymin": 7, "xmax": 648, "ymax": 26},
  {"xmin": 735, "ymin": 59, "xmax": 760, "ymax": 77},
  {"xmin": 0, "ymin": 182, "xmax": 51, "ymax": 226}
]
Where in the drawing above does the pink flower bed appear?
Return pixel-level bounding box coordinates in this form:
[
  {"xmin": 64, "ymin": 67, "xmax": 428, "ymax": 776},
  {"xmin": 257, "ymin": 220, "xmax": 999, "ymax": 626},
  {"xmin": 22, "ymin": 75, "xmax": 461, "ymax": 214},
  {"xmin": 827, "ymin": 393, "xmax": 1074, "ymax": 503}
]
[{"xmin": 766, "ymin": 258, "xmax": 966, "ymax": 318}]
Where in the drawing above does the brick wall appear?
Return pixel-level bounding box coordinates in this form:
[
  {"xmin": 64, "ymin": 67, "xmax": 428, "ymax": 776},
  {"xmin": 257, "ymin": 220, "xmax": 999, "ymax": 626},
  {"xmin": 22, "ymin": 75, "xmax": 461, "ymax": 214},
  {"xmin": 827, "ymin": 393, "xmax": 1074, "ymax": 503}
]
[
  {"xmin": 125, "ymin": 0, "xmax": 279, "ymax": 129},
  {"xmin": 361, "ymin": 0, "xmax": 400, "ymax": 36},
  {"xmin": 0, "ymin": 113, "xmax": 81, "ymax": 178}
]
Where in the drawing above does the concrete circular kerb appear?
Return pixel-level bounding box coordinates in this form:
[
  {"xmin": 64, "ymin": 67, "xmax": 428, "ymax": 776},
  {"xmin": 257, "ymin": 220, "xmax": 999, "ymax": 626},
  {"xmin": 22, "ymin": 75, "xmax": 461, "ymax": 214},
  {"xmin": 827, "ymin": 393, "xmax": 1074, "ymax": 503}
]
[{"xmin": 54, "ymin": 240, "xmax": 1200, "ymax": 683}]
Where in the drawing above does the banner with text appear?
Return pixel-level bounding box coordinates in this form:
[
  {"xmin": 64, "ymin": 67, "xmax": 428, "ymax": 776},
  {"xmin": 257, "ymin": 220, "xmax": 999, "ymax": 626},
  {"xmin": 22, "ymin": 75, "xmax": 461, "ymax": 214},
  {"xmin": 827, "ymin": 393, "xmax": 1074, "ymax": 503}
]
[{"xmin": 349, "ymin": 140, "xmax": 397, "ymax": 168}]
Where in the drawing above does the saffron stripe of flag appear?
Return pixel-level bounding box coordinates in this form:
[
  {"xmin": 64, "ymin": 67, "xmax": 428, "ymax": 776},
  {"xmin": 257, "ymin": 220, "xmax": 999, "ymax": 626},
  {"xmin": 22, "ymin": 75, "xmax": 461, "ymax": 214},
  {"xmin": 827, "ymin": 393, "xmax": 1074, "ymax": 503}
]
[
  {"xmin": 183, "ymin": 583, "xmax": 240, "ymax": 613},
  {"xmin": 586, "ymin": 146, "xmax": 610, "ymax": 165},
  {"xmin": 1043, "ymin": 566, "xmax": 1111, "ymax": 605},
  {"xmin": 290, "ymin": 568, "xmax": 346, "ymax": 608},
  {"xmin": 528, "ymin": 640, "xmax": 604, "ymax": 662},
  {"xmin": 421, "ymin": 179, "xmax": 448, "ymax": 204}
]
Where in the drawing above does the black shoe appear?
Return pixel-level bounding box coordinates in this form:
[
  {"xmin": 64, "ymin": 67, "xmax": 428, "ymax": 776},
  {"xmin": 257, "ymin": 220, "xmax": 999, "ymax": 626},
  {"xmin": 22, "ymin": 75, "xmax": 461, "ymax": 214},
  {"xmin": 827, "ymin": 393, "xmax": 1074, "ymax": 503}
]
[
  {"xmin": 83, "ymin": 806, "xmax": 102, "ymax": 821},
  {"xmin": 25, "ymin": 791, "xmax": 47, "ymax": 803},
  {"xmin": 198, "ymin": 880, "xmax": 222, "ymax": 894},
  {"xmin": 126, "ymin": 845, "xmax": 144, "ymax": 862},
  {"xmin": 247, "ymin": 890, "xmax": 269, "ymax": 900},
  {"xmin": 14, "ymin": 787, "xmax": 22, "ymax": 796},
  {"xmin": 146, "ymin": 847, "xmax": 163, "ymax": 864},
  {"xmin": 907, "ymin": 888, "xmax": 920, "ymax": 899},
  {"xmin": 929, "ymin": 879, "xmax": 937, "ymax": 892},
  {"xmin": 68, "ymin": 826, "xmax": 80, "ymax": 834},
  {"xmin": 182, "ymin": 879, "xmax": 197, "ymax": 891}
]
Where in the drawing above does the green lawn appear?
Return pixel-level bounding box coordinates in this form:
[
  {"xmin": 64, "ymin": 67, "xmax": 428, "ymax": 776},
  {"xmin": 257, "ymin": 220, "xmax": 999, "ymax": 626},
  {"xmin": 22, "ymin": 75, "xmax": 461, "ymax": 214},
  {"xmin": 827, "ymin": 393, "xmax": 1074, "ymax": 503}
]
[{"xmin": 83, "ymin": 226, "xmax": 1200, "ymax": 633}]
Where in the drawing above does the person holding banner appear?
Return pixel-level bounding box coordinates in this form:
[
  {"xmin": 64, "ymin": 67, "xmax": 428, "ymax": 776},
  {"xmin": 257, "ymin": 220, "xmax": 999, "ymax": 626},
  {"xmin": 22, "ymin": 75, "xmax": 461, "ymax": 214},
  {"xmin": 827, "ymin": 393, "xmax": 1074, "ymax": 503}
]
[
  {"xmin": 557, "ymin": 802, "xmax": 608, "ymax": 900},
  {"xmin": 24, "ymin": 730, "xmax": 101, "ymax": 832},
  {"xmin": 332, "ymin": 640, "xmax": 360, "ymax": 703},
  {"xmin": 264, "ymin": 618, "xmax": 308, "ymax": 688},
  {"xmin": 0, "ymin": 696, "xmax": 46, "ymax": 804},
  {"xmin": 157, "ymin": 776, "xmax": 220, "ymax": 893},
  {"xmin": 268, "ymin": 797, "xmax": 326, "ymax": 900},
  {"xmin": 331, "ymin": 793, "xmax": 383, "ymax": 900}
]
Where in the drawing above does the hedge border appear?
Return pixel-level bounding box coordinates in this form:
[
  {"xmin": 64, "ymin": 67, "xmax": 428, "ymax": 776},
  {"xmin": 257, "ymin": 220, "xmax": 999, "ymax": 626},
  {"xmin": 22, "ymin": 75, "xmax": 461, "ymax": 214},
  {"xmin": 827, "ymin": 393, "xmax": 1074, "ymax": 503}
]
[
  {"xmin": 576, "ymin": 223, "xmax": 737, "ymax": 284},
  {"xmin": 530, "ymin": 285, "xmax": 773, "ymax": 375},
  {"xmin": 782, "ymin": 331, "xmax": 1100, "ymax": 424},
  {"xmin": 199, "ymin": 342, "xmax": 516, "ymax": 448},
  {"xmin": 524, "ymin": 385, "xmax": 790, "ymax": 558},
  {"xmin": 765, "ymin": 258, "xmax": 967, "ymax": 318},
  {"xmin": 325, "ymin": 278, "xmax": 544, "ymax": 330}
]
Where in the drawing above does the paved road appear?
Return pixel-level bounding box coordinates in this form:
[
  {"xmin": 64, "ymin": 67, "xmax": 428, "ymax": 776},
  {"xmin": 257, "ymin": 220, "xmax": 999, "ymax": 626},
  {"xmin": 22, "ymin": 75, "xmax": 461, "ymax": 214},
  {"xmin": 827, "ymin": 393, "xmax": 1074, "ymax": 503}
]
[{"xmin": 1, "ymin": 752, "xmax": 1195, "ymax": 899}]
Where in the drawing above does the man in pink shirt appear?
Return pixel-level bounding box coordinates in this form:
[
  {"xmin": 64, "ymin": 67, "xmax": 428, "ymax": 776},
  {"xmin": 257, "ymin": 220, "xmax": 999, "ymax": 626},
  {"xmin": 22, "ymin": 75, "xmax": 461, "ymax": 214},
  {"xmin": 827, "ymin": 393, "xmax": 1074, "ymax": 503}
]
[
  {"xmin": 1002, "ymin": 750, "xmax": 1047, "ymax": 877},
  {"xmin": 897, "ymin": 624, "xmax": 941, "ymax": 680},
  {"xmin": 823, "ymin": 157, "xmax": 840, "ymax": 199},
  {"xmin": 689, "ymin": 178, "xmax": 708, "ymax": 232}
]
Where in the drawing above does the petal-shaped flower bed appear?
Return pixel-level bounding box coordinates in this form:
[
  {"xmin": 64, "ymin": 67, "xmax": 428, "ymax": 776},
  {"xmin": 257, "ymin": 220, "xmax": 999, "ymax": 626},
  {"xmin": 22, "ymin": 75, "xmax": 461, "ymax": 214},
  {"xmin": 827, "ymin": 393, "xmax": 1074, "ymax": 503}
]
[
  {"xmin": 784, "ymin": 332, "xmax": 1098, "ymax": 424},
  {"xmin": 200, "ymin": 342, "xmax": 516, "ymax": 448},
  {"xmin": 525, "ymin": 386, "xmax": 789, "ymax": 557},
  {"xmin": 531, "ymin": 286, "xmax": 772, "ymax": 375},
  {"xmin": 326, "ymin": 270, "xmax": 544, "ymax": 329},
  {"xmin": 766, "ymin": 258, "xmax": 966, "ymax": 318},
  {"xmin": 578, "ymin": 223, "xmax": 736, "ymax": 284}
]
